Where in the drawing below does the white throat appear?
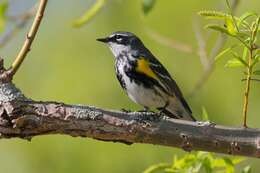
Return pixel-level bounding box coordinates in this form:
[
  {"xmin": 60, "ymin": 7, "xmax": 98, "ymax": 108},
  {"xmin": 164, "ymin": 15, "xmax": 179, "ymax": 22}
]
[{"xmin": 108, "ymin": 43, "xmax": 131, "ymax": 58}]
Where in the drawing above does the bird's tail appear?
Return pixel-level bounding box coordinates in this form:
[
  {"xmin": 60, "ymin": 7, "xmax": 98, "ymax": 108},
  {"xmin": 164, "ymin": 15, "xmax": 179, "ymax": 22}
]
[
  {"xmin": 159, "ymin": 97, "xmax": 196, "ymax": 121},
  {"xmin": 161, "ymin": 108, "xmax": 196, "ymax": 121}
]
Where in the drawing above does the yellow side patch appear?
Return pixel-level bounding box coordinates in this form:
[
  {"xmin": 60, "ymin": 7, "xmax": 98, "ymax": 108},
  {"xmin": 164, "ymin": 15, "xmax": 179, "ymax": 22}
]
[{"xmin": 136, "ymin": 58, "xmax": 158, "ymax": 80}]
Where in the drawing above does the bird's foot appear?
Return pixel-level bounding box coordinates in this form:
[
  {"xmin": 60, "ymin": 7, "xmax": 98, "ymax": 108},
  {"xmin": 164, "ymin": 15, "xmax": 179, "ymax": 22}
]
[
  {"xmin": 121, "ymin": 108, "xmax": 132, "ymax": 113},
  {"xmin": 158, "ymin": 109, "xmax": 166, "ymax": 116},
  {"xmin": 136, "ymin": 106, "xmax": 150, "ymax": 113},
  {"xmin": 157, "ymin": 102, "xmax": 169, "ymax": 116}
]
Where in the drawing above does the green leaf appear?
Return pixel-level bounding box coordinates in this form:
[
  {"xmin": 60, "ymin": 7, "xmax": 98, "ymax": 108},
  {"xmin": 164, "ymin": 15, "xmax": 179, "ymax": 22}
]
[
  {"xmin": 239, "ymin": 12, "xmax": 258, "ymax": 27},
  {"xmin": 0, "ymin": 1, "xmax": 8, "ymax": 33},
  {"xmin": 225, "ymin": 58, "xmax": 245, "ymax": 68},
  {"xmin": 205, "ymin": 24, "xmax": 247, "ymax": 39},
  {"xmin": 212, "ymin": 158, "xmax": 226, "ymax": 168},
  {"xmin": 223, "ymin": 157, "xmax": 234, "ymax": 166},
  {"xmin": 223, "ymin": 157, "xmax": 235, "ymax": 173},
  {"xmin": 201, "ymin": 107, "xmax": 209, "ymax": 121},
  {"xmin": 231, "ymin": 51, "xmax": 248, "ymax": 67},
  {"xmin": 231, "ymin": 157, "xmax": 246, "ymax": 164},
  {"xmin": 143, "ymin": 152, "xmax": 249, "ymax": 173},
  {"xmin": 215, "ymin": 48, "xmax": 230, "ymax": 62},
  {"xmin": 73, "ymin": 0, "xmax": 107, "ymax": 27},
  {"xmin": 202, "ymin": 157, "xmax": 213, "ymax": 173},
  {"xmin": 253, "ymin": 70, "xmax": 260, "ymax": 75},
  {"xmin": 237, "ymin": 32, "xmax": 250, "ymax": 38},
  {"xmin": 225, "ymin": 0, "xmax": 239, "ymax": 32},
  {"xmin": 205, "ymin": 24, "xmax": 232, "ymax": 35},
  {"xmin": 142, "ymin": 0, "xmax": 156, "ymax": 15},
  {"xmin": 242, "ymin": 47, "xmax": 248, "ymax": 60},
  {"xmin": 193, "ymin": 162, "xmax": 203, "ymax": 173},
  {"xmin": 225, "ymin": 17, "xmax": 237, "ymax": 35},
  {"xmin": 242, "ymin": 166, "xmax": 252, "ymax": 173},
  {"xmin": 251, "ymin": 54, "xmax": 260, "ymax": 67},
  {"xmin": 143, "ymin": 163, "xmax": 170, "ymax": 173},
  {"xmin": 252, "ymin": 16, "xmax": 260, "ymax": 42},
  {"xmin": 198, "ymin": 10, "xmax": 229, "ymax": 19},
  {"xmin": 239, "ymin": 12, "xmax": 257, "ymax": 22},
  {"xmin": 215, "ymin": 45, "xmax": 240, "ymax": 62}
]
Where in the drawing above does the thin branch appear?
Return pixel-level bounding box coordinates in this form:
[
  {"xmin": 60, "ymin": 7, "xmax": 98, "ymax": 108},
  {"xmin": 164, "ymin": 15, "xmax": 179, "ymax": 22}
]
[
  {"xmin": 0, "ymin": 81, "xmax": 260, "ymax": 158},
  {"xmin": 242, "ymin": 48, "xmax": 253, "ymax": 127},
  {"xmin": 8, "ymin": 0, "xmax": 48, "ymax": 77},
  {"xmin": 241, "ymin": 78, "xmax": 260, "ymax": 82},
  {"xmin": 188, "ymin": 34, "xmax": 227, "ymax": 97},
  {"xmin": 188, "ymin": 0, "xmax": 240, "ymax": 97},
  {"xmin": 0, "ymin": 4, "xmax": 37, "ymax": 48},
  {"xmin": 226, "ymin": 0, "xmax": 239, "ymax": 32},
  {"xmin": 7, "ymin": 4, "xmax": 37, "ymax": 22},
  {"xmin": 145, "ymin": 28, "xmax": 194, "ymax": 54},
  {"xmin": 193, "ymin": 20, "xmax": 210, "ymax": 70}
]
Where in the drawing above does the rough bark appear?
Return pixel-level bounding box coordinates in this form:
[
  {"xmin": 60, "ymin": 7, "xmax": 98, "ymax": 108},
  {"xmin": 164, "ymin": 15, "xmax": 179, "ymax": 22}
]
[{"xmin": 0, "ymin": 80, "xmax": 260, "ymax": 158}]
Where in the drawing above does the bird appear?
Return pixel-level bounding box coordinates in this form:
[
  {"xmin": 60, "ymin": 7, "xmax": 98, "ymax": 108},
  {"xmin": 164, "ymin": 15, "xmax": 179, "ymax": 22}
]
[{"xmin": 97, "ymin": 31, "xmax": 196, "ymax": 121}]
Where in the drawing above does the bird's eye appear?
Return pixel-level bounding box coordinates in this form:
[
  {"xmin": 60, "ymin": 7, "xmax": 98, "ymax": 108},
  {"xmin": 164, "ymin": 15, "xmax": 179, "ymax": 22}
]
[{"xmin": 115, "ymin": 35, "xmax": 123, "ymax": 42}]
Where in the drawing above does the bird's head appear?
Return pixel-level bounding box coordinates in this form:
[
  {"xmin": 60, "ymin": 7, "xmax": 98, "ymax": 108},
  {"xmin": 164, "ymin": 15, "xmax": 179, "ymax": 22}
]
[{"xmin": 97, "ymin": 31, "xmax": 145, "ymax": 57}]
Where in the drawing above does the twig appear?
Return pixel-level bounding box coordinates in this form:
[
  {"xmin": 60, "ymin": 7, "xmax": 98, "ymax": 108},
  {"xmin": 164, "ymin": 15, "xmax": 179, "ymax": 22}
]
[
  {"xmin": 226, "ymin": 0, "xmax": 239, "ymax": 32},
  {"xmin": 0, "ymin": 4, "xmax": 37, "ymax": 48},
  {"xmin": 188, "ymin": 0, "xmax": 240, "ymax": 97},
  {"xmin": 241, "ymin": 78, "xmax": 260, "ymax": 82},
  {"xmin": 8, "ymin": 0, "xmax": 48, "ymax": 77},
  {"xmin": 188, "ymin": 34, "xmax": 227, "ymax": 97},
  {"xmin": 193, "ymin": 20, "xmax": 210, "ymax": 70},
  {"xmin": 145, "ymin": 28, "xmax": 194, "ymax": 54},
  {"xmin": 7, "ymin": 4, "xmax": 37, "ymax": 21},
  {"xmin": 242, "ymin": 48, "xmax": 253, "ymax": 127}
]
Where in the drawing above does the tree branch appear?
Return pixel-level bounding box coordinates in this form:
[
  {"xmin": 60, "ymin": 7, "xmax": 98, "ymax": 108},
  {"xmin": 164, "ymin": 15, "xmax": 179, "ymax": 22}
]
[
  {"xmin": 8, "ymin": 0, "xmax": 48, "ymax": 77},
  {"xmin": 0, "ymin": 70, "xmax": 259, "ymax": 158},
  {"xmin": 1, "ymin": 0, "xmax": 259, "ymax": 160}
]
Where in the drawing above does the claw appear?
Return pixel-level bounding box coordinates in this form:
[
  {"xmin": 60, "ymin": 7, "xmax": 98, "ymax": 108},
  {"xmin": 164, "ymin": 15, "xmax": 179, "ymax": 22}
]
[{"xmin": 121, "ymin": 108, "xmax": 131, "ymax": 113}]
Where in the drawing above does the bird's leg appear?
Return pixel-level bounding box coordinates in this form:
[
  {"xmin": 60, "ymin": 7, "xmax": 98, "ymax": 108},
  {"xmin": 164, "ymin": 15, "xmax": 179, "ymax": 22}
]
[
  {"xmin": 121, "ymin": 108, "xmax": 132, "ymax": 113},
  {"xmin": 137, "ymin": 106, "xmax": 150, "ymax": 112},
  {"xmin": 158, "ymin": 101, "xmax": 169, "ymax": 114},
  {"xmin": 144, "ymin": 106, "xmax": 149, "ymax": 112}
]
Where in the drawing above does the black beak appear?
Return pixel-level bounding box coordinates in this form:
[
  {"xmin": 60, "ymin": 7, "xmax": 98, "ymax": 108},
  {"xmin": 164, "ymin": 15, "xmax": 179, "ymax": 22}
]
[{"xmin": 96, "ymin": 37, "xmax": 109, "ymax": 43}]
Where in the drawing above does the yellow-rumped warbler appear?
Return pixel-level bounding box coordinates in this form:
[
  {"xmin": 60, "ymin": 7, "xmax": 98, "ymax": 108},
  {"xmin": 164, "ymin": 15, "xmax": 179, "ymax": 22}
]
[{"xmin": 97, "ymin": 31, "xmax": 195, "ymax": 121}]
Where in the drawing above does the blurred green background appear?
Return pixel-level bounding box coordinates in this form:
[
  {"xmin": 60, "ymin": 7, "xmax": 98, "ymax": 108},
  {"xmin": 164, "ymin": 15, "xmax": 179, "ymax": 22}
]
[{"xmin": 1, "ymin": 0, "xmax": 260, "ymax": 172}]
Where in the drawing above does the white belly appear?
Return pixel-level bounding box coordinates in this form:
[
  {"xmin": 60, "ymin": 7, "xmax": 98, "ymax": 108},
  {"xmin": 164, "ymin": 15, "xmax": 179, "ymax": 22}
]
[
  {"xmin": 123, "ymin": 74, "xmax": 165, "ymax": 108},
  {"xmin": 116, "ymin": 57, "xmax": 166, "ymax": 109}
]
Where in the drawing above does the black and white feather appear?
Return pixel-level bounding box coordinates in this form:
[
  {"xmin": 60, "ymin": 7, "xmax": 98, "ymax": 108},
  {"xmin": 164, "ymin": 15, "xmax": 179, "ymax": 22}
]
[{"xmin": 97, "ymin": 31, "xmax": 196, "ymax": 121}]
